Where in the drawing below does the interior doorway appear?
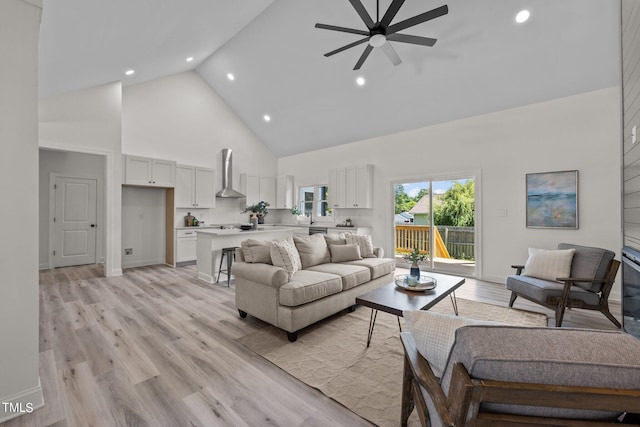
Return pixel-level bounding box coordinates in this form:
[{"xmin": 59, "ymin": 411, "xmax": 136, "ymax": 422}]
[
  {"xmin": 393, "ymin": 176, "xmax": 477, "ymax": 277},
  {"xmin": 50, "ymin": 174, "xmax": 98, "ymax": 268}
]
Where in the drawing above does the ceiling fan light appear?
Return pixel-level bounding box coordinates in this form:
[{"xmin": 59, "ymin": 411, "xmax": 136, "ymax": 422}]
[{"xmin": 369, "ymin": 34, "xmax": 386, "ymax": 48}]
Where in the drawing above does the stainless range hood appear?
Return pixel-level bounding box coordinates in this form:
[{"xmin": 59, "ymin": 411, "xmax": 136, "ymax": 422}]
[{"xmin": 216, "ymin": 148, "xmax": 246, "ymax": 198}]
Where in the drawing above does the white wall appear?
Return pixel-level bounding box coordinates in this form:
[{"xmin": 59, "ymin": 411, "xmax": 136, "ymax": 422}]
[
  {"xmin": 0, "ymin": 0, "xmax": 44, "ymax": 421},
  {"xmin": 278, "ymin": 87, "xmax": 623, "ymax": 299},
  {"xmin": 121, "ymin": 187, "xmax": 166, "ymax": 268},
  {"xmin": 122, "ymin": 71, "xmax": 278, "ymax": 225},
  {"xmin": 39, "ymin": 82, "xmax": 123, "ymax": 276},
  {"xmin": 39, "ymin": 149, "xmax": 106, "ymax": 268}
]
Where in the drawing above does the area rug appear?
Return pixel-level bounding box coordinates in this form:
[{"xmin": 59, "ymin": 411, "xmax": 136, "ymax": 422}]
[{"xmin": 236, "ymin": 298, "xmax": 547, "ymax": 427}]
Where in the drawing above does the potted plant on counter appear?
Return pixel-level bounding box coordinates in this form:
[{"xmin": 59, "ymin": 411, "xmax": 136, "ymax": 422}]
[{"xmin": 242, "ymin": 201, "xmax": 270, "ymax": 224}]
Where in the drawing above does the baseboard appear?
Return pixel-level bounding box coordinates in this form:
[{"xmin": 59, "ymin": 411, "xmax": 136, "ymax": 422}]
[
  {"xmin": 176, "ymin": 260, "xmax": 197, "ymax": 267},
  {"xmin": 197, "ymin": 271, "xmax": 215, "ymax": 284},
  {"xmin": 121, "ymin": 258, "xmax": 164, "ymax": 269},
  {"xmin": 108, "ymin": 268, "xmax": 123, "ymax": 277},
  {"xmin": 38, "ymin": 263, "xmax": 49, "ymax": 270},
  {"xmin": 0, "ymin": 378, "xmax": 44, "ymax": 423}
]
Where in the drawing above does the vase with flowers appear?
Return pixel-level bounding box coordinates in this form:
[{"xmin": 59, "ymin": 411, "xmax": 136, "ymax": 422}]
[
  {"xmin": 242, "ymin": 201, "xmax": 270, "ymax": 224},
  {"xmin": 403, "ymin": 247, "xmax": 427, "ymax": 278}
]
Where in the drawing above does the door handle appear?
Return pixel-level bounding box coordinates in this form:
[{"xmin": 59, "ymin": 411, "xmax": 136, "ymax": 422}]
[{"xmin": 91, "ymin": 224, "xmax": 96, "ymax": 227}]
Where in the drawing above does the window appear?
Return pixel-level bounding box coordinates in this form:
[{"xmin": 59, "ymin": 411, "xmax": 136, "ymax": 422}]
[{"xmin": 299, "ymin": 185, "xmax": 333, "ymax": 221}]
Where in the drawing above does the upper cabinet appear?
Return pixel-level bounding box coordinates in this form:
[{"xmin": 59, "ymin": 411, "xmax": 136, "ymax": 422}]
[
  {"xmin": 240, "ymin": 173, "xmax": 276, "ymax": 206},
  {"xmin": 175, "ymin": 165, "xmax": 216, "ymax": 208},
  {"xmin": 276, "ymin": 175, "xmax": 295, "ymax": 209},
  {"xmin": 124, "ymin": 155, "xmax": 176, "ymax": 187},
  {"xmin": 329, "ymin": 164, "xmax": 373, "ymax": 209}
]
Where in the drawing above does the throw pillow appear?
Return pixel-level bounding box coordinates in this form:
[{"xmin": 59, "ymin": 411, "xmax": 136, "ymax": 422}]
[
  {"xmin": 522, "ymin": 248, "xmax": 576, "ymax": 282},
  {"xmin": 293, "ymin": 234, "xmax": 331, "ymax": 269},
  {"xmin": 329, "ymin": 244, "xmax": 362, "ymax": 263},
  {"xmin": 403, "ymin": 310, "xmax": 502, "ymax": 378},
  {"xmin": 270, "ymin": 238, "xmax": 302, "ymax": 279},
  {"xmin": 345, "ymin": 234, "xmax": 375, "ymax": 258},
  {"xmin": 324, "ymin": 232, "xmax": 350, "ymax": 246},
  {"xmin": 241, "ymin": 239, "xmax": 273, "ymax": 264}
]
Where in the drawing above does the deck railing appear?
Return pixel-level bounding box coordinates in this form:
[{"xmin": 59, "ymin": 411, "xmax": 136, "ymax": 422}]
[{"xmin": 394, "ymin": 225, "xmax": 475, "ymax": 260}]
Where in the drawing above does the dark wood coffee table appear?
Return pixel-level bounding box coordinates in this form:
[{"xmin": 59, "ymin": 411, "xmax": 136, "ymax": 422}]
[{"xmin": 356, "ymin": 273, "xmax": 465, "ymax": 346}]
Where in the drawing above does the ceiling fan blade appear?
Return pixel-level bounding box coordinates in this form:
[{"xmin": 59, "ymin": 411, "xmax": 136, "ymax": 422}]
[
  {"xmin": 380, "ymin": 42, "xmax": 402, "ymax": 66},
  {"xmin": 386, "ymin": 5, "xmax": 448, "ymax": 35},
  {"xmin": 315, "ymin": 23, "xmax": 369, "ymax": 36},
  {"xmin": 380, "ymin": 0, "xmax": 406, "ymax": 27},
  {"xmin": 349, "ymin": 0, "xmax": 375, "ymax": 29},
  {"xmin": 324, "ymin": 37, "xmax": 370, "ymax": 57},
  {"xmin": 386, "ymin": 33, "xmax": 437, "ymax": 47},
  {"xmin": 354, "ymin": 45, "xmax": 374, "ymax": 70}
]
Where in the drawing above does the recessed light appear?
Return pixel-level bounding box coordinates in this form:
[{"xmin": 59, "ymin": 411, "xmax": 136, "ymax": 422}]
[
  {"xmin": 186, "ymin": 57, "xmax": 194, "ymax": 62},
  {"xmin": 356, "ymin": 76, "xmax": 366, "ymax": 86},
  {"xmin": 263, "ymin": 114, "xmax": 271, "ymax": 122},
  {"xmin": 515, "ymin": 10, "xmax": 530, "ymax": 23},
  {"xmin": 125, "ymin": 69, "xmax": 135, "ymax": 76},
  {"xmin": 227, "ymin": 73, "xmax": 235, "ymax": 81}
]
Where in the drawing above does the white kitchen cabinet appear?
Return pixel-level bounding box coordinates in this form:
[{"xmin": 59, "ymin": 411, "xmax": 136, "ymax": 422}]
[
  {"xmin": 328, "ymin": 168, "xmax": 347, "ymax": 208},
  {"xmin": 176, "ymin": 229, "xmax": 198, "ymax": 263},
  {"xmin": 240, "ymin": 173, "xmax": 276, "ymax": 206},
  {"xmin": 124, "ymin": 155, "xmax": 176, "ymax": 187},
  {"xmin": 175, "ymin": 165, "xmax": 216, "ymax": 208},
  {"xmin": 345, "ymin": 164, "xmax": 373, "ymax": 208},
  {"xmin": 276, "ymin": 175, "xmax": 294, "ymax": 209}
]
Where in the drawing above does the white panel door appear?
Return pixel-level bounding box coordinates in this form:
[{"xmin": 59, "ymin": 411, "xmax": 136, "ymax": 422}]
[{"xmin": 53, "ymin": 176, "xmax": 97, "ymax": 267}]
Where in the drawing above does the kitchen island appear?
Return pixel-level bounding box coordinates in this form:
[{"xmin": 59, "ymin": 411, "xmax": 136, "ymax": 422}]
[{"xmin": 196, "ymin": 227, "xmax": 296, "ymax": 284}]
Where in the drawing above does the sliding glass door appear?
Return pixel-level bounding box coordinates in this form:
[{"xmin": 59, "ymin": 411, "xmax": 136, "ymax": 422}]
[{"xmin": 393, "ymin": 175, "xmax": 476, "ymax": 277}]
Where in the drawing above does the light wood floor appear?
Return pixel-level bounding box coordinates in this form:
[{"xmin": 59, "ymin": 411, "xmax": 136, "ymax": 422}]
[{"xmin": 2, "ymin": 264, "xmax": 621, "ymax": 427}]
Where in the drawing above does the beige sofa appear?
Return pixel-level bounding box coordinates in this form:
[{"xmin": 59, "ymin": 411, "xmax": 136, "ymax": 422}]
[{"xmin": 232, "ymin": 233, "xmax": 395, "ymax": 341}]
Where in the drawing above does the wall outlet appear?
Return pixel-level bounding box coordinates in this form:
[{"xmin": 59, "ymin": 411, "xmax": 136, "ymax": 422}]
[
  {"xmin": 124, "ymin": 248, "xmax": 133, "ymax": 256},
  {"xmin": 498, "ymin": 208, "xmax": 508, "ymax": 217}
]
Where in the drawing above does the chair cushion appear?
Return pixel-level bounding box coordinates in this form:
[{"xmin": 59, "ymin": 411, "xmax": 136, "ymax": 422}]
[
  {"xmin": 343, "ymin": 257, "xmax": 395, "ymax": 279},
  {"xmin": 522, "ymin": 248, "xmax": 575, "ymax": 282},
  {"xmin": 279, "ymin": 270, "xmax": 342, "ymax": 307},
  {"xmin": 403, "ymin": 311, "xmax": 502, "ymax": 378},
  {"xmin": 346, "ymin": 234, "xmax": 376, "ymax": 258},
  {"xmin": 506, "ymin": 274, "xmax": 600, "ymax": 305},
  {"xmin": 293, "ymin": 234, "xmax": 331, "ymax": 269},
  {"xmin": 329, "ymin": 244, "xmax": 362, "ymax": 263},
  {"xmin": 306, "ymin": 263, "xmax": 370, "ymax": 290},
  {"xmin": 440, "ymin": 326, "xmax": 640, "ymax": 421},
  {"xmin": 558, "ymin": 243, "xmax": 615, "ymax": 292}
]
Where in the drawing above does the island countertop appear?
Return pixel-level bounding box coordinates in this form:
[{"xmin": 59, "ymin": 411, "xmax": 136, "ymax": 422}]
[
  {"xmin": 195, "ymin": 226, "xmax": 298, "ymax": 237},
  {"xmin": 196, "ymin": 226, "xmax": 296, "ymax": 284}
]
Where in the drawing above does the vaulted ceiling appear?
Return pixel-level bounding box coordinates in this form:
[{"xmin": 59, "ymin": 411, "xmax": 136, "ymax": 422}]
[{"xmin": 39, "ymin": 0, "xmax": 620, "ymax": 157}]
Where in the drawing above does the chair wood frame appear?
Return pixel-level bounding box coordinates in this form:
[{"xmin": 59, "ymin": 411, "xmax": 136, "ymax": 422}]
[
  {"xmin": 508, "ymin": 260, "xmax": 621, "ymax": 328},
  {"xmin": 400, "ymin": 332, "xmax": 640, "ymax": 427}
]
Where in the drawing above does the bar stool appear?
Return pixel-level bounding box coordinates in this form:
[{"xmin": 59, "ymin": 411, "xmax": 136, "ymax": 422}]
[{"xmin": 216, "ymin": 247, "xmax": 238, "ymax": 286}]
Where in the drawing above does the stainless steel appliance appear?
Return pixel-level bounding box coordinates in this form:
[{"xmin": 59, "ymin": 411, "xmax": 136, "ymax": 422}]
[
  {"xmin": 622, "ymin": 246, "xmax": 640, "ymax": 339},
  {"xmin": 309, "ymin": 227, "xmax": 328, "ymax": 235}
]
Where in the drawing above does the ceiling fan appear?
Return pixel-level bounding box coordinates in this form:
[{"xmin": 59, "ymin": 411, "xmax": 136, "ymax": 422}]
[{"xmin": 315, "ymin": 0, "xmax": 448, "ymax": 70}]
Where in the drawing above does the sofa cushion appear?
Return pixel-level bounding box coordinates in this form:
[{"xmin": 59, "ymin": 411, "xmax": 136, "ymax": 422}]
[
  {"xmin": 279, "ymin": 270, "xmax": 342, "ymax": 307},
  {"xmin": 440, "ymin": 326, "xmax": 640, "ymax": 421},
  {"xmin": 346, "ymin": 234, "xmax": 375, "ymax": 258},
  {"xmin": 241, "ymin": 239, "xmax": 273, "ymax": 264},
  {"xmin": 506, "ymin": 274, "xmax": 600, "ymax": 305},
  {"xmin": 306, "ymin": 263, "xmax": 371, "ymax": 291},
  {"xmin": 343, "ymin": 257, "xmax": 395, "ymax": 279},
  {"xmin": 329, "ymin": 244, "xmax": 362, "ymax": 263},
  {"xmin": 293, "ymin": 234, "xmax": 331, "ymax": 269},
  {"xmin": 522, "ymin": 248, "xmax": 575, "ymax": 282},
  {"xmin": 324, "ymin": 232, "xmax": 350, "ymax": 246},
  {"xmin": 558, "ymin": 243, "xmax": 615, "ymax": 292},
  {"xmin": 404, "ymin": 311, "xmax": 502, "ymax": 378},
  {"xmin": 270, "ymin": 238, "xmax": 302, "ymax": 279}
]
